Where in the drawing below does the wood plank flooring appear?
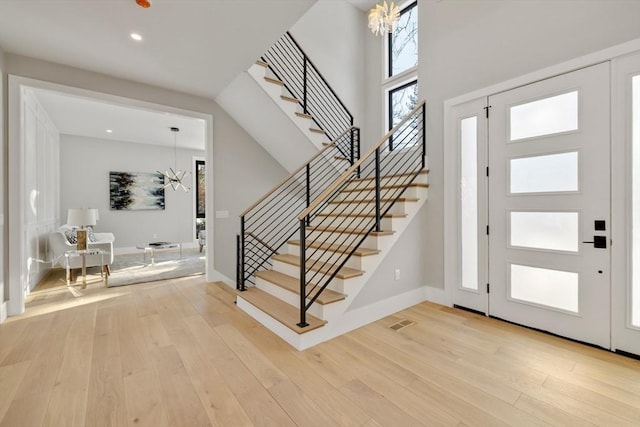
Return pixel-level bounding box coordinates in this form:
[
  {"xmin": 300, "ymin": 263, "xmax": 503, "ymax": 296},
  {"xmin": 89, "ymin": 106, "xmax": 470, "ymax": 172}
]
[{"xmin": 1, "ymin": 274, "xmax": 638, "ymax": 426}]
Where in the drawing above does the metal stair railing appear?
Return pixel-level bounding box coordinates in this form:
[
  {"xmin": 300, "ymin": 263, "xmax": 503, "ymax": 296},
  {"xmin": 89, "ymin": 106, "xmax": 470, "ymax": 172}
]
[
  {"xmin": 237, "ymin": 127, "xmax": 360, "ymax": 290},
  {"xmin": 261, "ymin": 31, "xmax": 353, "ymax": 141},
  {"xmin": 296, "ymin": 101, "xmax": 426, "ymax": 327}
]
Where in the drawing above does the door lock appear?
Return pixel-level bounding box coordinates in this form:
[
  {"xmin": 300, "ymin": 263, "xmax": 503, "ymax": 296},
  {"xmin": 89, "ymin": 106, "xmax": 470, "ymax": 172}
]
[{"xmin": 582, "ymin": 235, "xmax": 607, "ymax": 249}]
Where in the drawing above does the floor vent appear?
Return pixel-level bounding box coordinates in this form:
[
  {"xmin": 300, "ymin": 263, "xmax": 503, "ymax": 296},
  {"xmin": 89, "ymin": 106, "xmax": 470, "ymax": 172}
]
[{"xmin": 389, "ymin": 319, "xmax": 415, "ymax": 331}]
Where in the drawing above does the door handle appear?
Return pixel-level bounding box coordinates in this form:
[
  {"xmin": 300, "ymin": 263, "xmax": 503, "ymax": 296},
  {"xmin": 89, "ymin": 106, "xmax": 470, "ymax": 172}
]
[{"xmin": 582, "ymin": 236, "xmax": 607, "ymax": 248}]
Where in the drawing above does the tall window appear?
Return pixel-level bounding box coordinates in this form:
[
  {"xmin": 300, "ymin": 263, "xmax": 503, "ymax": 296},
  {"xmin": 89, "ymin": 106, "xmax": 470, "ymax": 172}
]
[
  {"xmin": 388, "ymin": 1, "xmax": 417, "ymax": 78},
  {"xmin": 384, "ymin": 1, "xmax": 418, "ymax": 138}
]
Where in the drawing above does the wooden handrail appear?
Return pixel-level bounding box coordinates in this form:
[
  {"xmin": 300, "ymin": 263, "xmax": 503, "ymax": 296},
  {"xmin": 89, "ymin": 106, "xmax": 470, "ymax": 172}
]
[
  {"xmin": 239, "ymin": 126, "xmax": 359, "ymax": 217},
  {"xmin": 297, "ymin": 100, "xmax": 426, "ymax": 221}
]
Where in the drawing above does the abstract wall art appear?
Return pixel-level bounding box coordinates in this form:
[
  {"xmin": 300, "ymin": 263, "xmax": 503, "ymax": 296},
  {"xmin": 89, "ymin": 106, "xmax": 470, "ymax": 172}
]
[{"xmin": 109, "ymin": 171, "xmax": 165, "ymax": 211}]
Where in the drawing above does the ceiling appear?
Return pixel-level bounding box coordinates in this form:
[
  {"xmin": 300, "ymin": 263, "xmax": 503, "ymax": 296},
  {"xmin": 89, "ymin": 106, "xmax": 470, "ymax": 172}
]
[{"xmin": 0, "ymin": 0, "xmax": 316, "ymax": 149}]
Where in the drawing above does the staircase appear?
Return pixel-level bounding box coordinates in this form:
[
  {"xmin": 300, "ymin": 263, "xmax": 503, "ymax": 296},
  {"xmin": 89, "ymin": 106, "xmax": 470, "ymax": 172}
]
[{"xmin": 236, "ymin": 101, "xmax": 428, "ymax": 350}]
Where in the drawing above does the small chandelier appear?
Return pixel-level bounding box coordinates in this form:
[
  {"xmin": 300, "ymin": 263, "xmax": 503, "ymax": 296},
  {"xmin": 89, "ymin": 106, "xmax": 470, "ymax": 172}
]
[
  {"xmin": 158, "ymin": 127, "xmax": 190, "ymax": 192},
  {"xmin": 368, "ymin": 1, "xmax": 400, "ymax": 36}
]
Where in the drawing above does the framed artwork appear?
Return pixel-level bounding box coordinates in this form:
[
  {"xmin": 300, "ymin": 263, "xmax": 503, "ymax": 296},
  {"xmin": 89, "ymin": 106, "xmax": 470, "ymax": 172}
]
[
  {"xmin": 110, "ymin": 171, "xmax": 165, "ymax": 211},
  {"xmin": 196, "ymin": 160, "xmax": 205, "ymax": 218}
]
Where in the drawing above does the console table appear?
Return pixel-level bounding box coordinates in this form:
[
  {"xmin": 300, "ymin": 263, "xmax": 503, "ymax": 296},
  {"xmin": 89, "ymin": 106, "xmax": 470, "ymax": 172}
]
[
  {"xmin": 64, "ymin": 249, "xmax": 107, "ymax": 288},
  {"xmin": 136, "ymin": 242, "xmax": 182, "ymax": 266}
]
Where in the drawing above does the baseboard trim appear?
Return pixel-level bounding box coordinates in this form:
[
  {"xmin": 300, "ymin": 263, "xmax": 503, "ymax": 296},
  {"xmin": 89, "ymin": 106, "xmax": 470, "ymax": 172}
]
[
  {"xmin": 424, "ymin": 284, "xmax": 449, "ymax": 306},
  {"xmin": 0, "ymin": 301, "xmax": 7, "ymax": 323}
]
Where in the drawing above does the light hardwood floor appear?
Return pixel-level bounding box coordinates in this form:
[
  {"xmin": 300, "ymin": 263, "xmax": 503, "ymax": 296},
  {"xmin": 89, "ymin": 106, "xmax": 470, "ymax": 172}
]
[{"xmin": 1, "ymin": 273, "xmax": 639, "ymax": 426}]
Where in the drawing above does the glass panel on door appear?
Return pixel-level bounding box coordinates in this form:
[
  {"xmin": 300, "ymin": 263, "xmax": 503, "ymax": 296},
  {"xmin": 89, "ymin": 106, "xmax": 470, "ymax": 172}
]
[
  {"xmin": 510, "ymin": 211, "xmax": 579, "ymax": 252},
  {"xmin": 510, "ymin": 91, "xmax": 579, "ymax": 141},
  {"xmin": 510, "ymin": 264, "xmax": 579, "ymax": 313},
  {"xmin": 461, "ymin": 116, "xmax": 479, "ymax": 290},
  {"xmin": 510, "ymin": 152, "xmax": 579, "ymax": 194}
]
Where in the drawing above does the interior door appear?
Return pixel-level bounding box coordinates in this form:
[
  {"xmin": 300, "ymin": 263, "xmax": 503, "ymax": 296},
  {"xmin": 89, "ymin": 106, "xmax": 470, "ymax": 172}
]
[{"xmin": 488, "ymin": 63, "xmax": 611, "ymax": 348}]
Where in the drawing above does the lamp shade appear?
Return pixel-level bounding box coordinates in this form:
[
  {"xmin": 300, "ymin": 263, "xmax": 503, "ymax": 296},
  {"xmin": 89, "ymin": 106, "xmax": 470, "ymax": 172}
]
[{"xmin": 67, "ymin": 208, "xmax": 97, "ymax": 227}]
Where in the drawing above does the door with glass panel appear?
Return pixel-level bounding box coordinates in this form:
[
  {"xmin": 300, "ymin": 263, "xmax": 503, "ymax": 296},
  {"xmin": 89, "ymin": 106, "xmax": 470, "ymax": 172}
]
[{"xmin": 488, "ymin": 63, "xmax": 610, "ymax": 348}]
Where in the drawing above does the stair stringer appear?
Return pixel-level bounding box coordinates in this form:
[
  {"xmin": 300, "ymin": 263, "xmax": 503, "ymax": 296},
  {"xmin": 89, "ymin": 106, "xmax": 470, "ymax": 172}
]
[
  {"xmin": 247, "ymin": 63, "xmax": 332, "ymax": 147},
  {"xmin": 236, "ymin": 176, "xmax": 429, "ymax": 350}
]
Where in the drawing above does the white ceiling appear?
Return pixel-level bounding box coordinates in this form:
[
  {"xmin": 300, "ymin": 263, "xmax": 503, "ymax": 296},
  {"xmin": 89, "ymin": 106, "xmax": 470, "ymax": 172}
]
[{"xmin": 0, "ymin": 0, "xmax": 315, "ymax": 149}]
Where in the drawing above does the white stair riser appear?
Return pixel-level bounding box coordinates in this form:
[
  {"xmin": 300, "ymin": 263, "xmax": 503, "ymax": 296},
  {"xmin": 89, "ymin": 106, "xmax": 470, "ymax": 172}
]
[
  {"xmin": 322, "ymin": 200, "xmax": 410, "ymax": 216},
  {"xmin": 286, "ymin": 243, "xmax": 379, "ymax": 272},
  {"xmin": 334, "ymin": 186, "xmax": 420, "ymax": 202},
  {"xmin": 271, "ymin": 258, "xmax": 365, "ymax": 294},
  {"xmin": 308, "ymin": 215, "xmax": 398, "ymax": 230},
  {"xmin": 344, "ymin": 173, "xmax": 428, "ymax": 191},
  {"xmin": 303, "ymin": 229, "xmax": 393, "ymax": 250},
  {"xmin": 255, "ymin": 276, "xmax": 345, "ymax": 320}
]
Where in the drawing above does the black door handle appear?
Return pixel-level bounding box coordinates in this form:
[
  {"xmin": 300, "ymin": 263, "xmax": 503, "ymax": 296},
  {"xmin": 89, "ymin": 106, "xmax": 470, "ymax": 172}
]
[{"xmin": 582, "ymin": 236, "xmax": 607, "ymax": 248}]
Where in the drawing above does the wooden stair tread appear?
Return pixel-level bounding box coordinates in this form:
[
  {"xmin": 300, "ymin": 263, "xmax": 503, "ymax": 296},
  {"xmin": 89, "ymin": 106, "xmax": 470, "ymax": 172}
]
[
  {"xmin": 264, "ymin": 76, "xmax": 284, "ymax": 86},
  {"xmin": 255, "ymin": 270, "xmax": 346, "ymax": 304},
  {"xmin": 272, "ymin": 254, "xmax": 364, "ymax": 279},
  {"xmin": 256, "ymin": 59, "xmax": 268, "ymax": 67},
  {"xmin": 328, "ymin": 197, "xmax": 419, "ymax": 204},
  {"xmin": 236, "ymin": 287, "xmax": 326, "ymax": 334},
  {"xmin": 288, "ymin": 239, "xmax": 380, "ymax": 257},
  {"xmin": 351, "ymin": 169, "xmax": 429, "ymax": 183},
  {"xmin": 281, "ymin": 95, "xmax": 299, "ymax": 103},
  {"xmin": 341, "ymin": 183, "xmax": 429, "ymax": 193},
  {"xmin": 306, "ymin": 225, "xmax": 394, "ymax": 237},
  {"xmin": 309, "ymin": 128, "xmax": 326, "ymax": 134},
  {"xmin": 295, "ymin": 112, "xmax": 313, "ymax": 119}
]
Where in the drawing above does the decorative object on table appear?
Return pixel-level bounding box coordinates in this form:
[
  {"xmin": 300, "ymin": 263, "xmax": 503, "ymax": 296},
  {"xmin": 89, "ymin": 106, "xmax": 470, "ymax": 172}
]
[
  {"xmin": 66, "ymin": 208, "xmax": 97, "ymax": 250},
  {"xmin": 368, "ymin": 1, "xmax": 400, "ymax": 36},
  {"xmin": 158, "ymin": 126, "xmax": 191, "ymax": 192},
  {"xmin": 110, "ymin": 171, "xmax": 165, "ymax": 210}
]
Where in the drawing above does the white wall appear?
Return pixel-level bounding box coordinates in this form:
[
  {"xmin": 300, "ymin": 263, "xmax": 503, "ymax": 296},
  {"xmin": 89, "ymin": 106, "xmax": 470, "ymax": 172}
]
[
  {"xmin": 23, "ymin": 88, "xmax": 60, "ymax": 290},
  {"xmin": 0, "ymin": 46, "xmax": 5, "ymax": 320},
  {"xmin": 5, "ymin": 53, "xmax": 288, "ymax": 291},
  {"xmin": 290, "ymin": 0, "xmax": 366, "ymax": 130},
  {"xmin": 60, "ymin": 135, "xmax": 204, "ymax": 249}
]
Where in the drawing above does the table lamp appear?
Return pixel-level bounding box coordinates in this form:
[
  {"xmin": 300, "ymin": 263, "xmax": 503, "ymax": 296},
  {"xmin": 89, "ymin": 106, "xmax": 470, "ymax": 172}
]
[{"xmin": 67, "ymin": 208, "xmax": 97, "ymax": 250}]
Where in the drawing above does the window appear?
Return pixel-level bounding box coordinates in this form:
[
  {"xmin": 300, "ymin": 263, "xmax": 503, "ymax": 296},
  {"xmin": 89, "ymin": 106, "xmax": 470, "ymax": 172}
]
[
  {"xmin": 384, "ymin": 1, "xmax": 418, "ymax": 144},
  {"xmin": 388, "ymin": 1, "xmax": 418, "ymax": 78}
]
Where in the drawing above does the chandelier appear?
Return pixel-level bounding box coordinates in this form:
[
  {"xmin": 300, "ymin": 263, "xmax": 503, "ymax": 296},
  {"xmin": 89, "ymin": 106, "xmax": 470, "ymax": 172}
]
[
  {"xmin": 368, "ymin": 1, "xmax": 400, "ymax": 36},
  {"xmin": 158, "ymin": 127, "xmax": 190, "ymax": 192}
]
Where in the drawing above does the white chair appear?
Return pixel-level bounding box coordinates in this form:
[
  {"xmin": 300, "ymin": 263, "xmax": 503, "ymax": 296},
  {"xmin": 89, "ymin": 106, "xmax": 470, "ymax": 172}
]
[
  {"xmin": 49, "ymin": 226, "xmax": 115, "ymax": 280},
  {"xmin": 198, "ymin": 229, "xmax": 206, "ymax": 252}
]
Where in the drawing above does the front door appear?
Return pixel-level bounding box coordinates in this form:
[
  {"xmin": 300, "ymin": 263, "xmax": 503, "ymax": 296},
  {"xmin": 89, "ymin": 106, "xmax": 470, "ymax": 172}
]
[{"xmin": 487, "ymin": 63, "xmax": 611, "ymax": 348}]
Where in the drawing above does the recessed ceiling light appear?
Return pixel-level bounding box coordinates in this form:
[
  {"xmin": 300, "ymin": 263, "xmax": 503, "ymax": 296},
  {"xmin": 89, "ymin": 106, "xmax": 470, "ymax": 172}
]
[
  {"xmin": 136, "ymin": 0, "xmax": 152, "ymax": 8},
  {"xmin": 106, "ymin": 129, "xmax": 113, "ymax": 133},
  {"xmin": 130, "ymin": 33, "xmax": 142, "ymax": 41}
]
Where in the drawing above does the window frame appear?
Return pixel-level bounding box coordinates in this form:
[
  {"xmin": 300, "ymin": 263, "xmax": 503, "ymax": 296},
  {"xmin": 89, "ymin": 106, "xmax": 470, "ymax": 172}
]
[
  {"xmin": 387, "ymin": 1, "xmax": 418, "ymax": 79},
  {"xmin": 383, "ymin": 1, "xmax": 418, "ymax": 134}
]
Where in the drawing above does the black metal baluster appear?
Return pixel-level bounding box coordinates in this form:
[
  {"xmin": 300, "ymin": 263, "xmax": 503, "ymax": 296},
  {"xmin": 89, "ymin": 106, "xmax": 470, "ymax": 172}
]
[{"xmin": 298, "ymin": 220, "xmax": 309, "ymax": 328}]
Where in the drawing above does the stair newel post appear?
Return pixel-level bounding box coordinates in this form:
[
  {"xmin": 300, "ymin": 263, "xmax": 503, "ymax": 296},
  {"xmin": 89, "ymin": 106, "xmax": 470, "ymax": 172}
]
[
  {"xmin": 305, "ymin": 164, "xmax": 311, "ymax": 227},
  {"xmin": 236, "ymin": 233, "xmax": 241, "ymax": 290},
  {"xmin": 298, "ymin": 219, "xmax": 309, "ymax": 328},
  {"xmin": 421, "ymin": 104, "xmax": 426, "ymax": 169},
  {"xmin": 375, "ymin": 147, "xmax": 382, "ymax": 232},
  {"xmin": 238, "ymin": 217, "xmax": 246, "ymax": 291}
]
